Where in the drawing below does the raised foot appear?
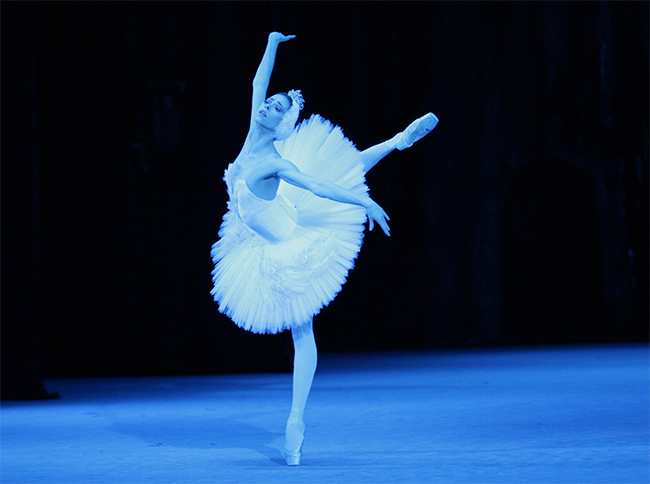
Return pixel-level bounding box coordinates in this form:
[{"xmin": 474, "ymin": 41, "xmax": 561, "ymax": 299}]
[{"xmin": 396, "ymin": 112, "xmax": 439, "ymax": 150}]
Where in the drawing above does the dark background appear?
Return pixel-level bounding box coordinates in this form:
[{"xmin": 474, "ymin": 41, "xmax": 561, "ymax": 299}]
[{"xmin": 2, "ymin": 1, "xmax": 648, "ymax": 398}]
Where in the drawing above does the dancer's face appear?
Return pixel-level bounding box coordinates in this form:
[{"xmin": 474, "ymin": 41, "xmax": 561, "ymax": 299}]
[{"xmin": 256, "ymin": 94, "xmax": 291, "ymax": 131}]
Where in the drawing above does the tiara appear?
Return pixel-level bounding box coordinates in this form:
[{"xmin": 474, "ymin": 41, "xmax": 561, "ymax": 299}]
[{"xmin": 287, "ymin": 89, "xmax": 305, "ymax": 111}]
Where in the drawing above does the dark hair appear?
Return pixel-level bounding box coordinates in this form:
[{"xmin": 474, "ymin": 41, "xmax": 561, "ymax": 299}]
[{"xmin": 278, "ymin": 92, "xmax": 293, "ymax": 108}]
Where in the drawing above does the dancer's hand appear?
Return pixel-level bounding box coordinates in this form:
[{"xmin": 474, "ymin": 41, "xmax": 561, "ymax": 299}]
[
  {"xmin": 366, "ymin": 199, "xmax": 391, "ymax": 236},
  {"xmin": 269, "ymin": 32, "xmax": 296, "ymax": 44}
]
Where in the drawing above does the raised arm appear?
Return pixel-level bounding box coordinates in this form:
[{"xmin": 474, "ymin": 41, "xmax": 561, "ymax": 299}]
[
  {"xmin": 276, "ymin": 161, "xmax": 391, "ymax": 236},
  {"xmin": 251, "ymin": 32, "xmax": 296, "ymax": 125}
]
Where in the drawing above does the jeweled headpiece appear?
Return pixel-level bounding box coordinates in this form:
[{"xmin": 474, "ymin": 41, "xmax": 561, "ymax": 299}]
[{"xmin": 287, "ymin": 89, "xmax": 304, "ymax": 111}]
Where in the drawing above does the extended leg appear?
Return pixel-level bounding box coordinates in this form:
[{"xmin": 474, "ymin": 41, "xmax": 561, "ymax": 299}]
[
  {"xmin": 285, "ymin": 319, "xmax": 317, "ymax": 465},
  {"xmin": 359, "ymin": 137, "xmax": 399, "ymax": 173},
  {"xmin": 359, "ymin": 112, "xmax": 439, "ymax": 173}
]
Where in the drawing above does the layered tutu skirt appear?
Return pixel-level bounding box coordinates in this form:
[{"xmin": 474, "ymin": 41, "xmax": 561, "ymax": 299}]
[{"xmin": 210, "ymin": 114, "xmax": 368, "ymax": 333}]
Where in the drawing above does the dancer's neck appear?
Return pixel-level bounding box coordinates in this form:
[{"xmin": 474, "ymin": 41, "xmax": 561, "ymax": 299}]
[{"xmin": 243, "ymin": 124, "xmax": 276, "ymax": 156}]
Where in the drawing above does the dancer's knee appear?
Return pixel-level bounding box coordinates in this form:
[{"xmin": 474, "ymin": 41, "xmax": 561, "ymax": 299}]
[
  {"xmin": 291, "ymin": 319, "xmax": 315, "ymax": 345},
  {"xmin": 291, "ymin": 320, "xmax": 317, "ymax": 365}
]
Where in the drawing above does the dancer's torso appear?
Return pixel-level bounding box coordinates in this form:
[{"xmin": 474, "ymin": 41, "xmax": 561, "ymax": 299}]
[
  {"xmin": 231, "ymin": 131, "xmax": 283, "ymax": 201},
  {"xmin": 230, "ymin": 147, "xmax": 298, "ymax": 243}
]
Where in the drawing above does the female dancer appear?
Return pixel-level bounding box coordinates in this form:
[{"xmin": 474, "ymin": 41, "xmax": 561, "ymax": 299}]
[{"xmin": 211, "ymin": 32, "xmax": 437, "ymax": 465}]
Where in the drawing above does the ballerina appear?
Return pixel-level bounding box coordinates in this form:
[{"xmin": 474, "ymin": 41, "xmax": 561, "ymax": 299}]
[{"xmin": 210, "ymin": 32, "xmax": 438, "ymax": 465}]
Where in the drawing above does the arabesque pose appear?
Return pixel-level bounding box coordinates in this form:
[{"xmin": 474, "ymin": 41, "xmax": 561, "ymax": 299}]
[{"xmin": 211, "ymin": 32, "xmax": 438, "ymax": 465}]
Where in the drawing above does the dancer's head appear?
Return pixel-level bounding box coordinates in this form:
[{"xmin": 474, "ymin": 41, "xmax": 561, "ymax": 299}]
[
  {"xmin": 256, "ymin": 90, "xmax": 304, "ymax": 140},
  {"xmin": 274, "ymin": 90, "xmax": 304, "ymax": 141},
  {"xmin": 256, "ymin": 94, "xmax": 291, "ymax": 132}
]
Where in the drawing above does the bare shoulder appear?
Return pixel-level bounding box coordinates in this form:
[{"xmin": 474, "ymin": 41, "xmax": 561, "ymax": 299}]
[{"xmin": 271, "ymin": 157, "xmax": 299, "ymax": 174}]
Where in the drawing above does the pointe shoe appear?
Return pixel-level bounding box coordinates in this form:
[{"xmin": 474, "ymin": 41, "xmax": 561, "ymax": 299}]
[
  {"xmin": 284, "ymin": 420, "xmax": 305, "ymax": 466},
  {"xmin": 395, "ymin": 112, "xmax": 439, "ymax": 150}
]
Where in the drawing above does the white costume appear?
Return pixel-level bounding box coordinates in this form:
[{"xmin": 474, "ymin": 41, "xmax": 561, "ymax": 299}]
[{"xmin": 211, "ymin": 114, "xmax": 368, "ymax": 333}]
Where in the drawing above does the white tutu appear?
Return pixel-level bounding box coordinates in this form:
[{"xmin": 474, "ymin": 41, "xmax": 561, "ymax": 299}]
[{"xmin": 211, "ymin": 114, "xmax": 368, "ymax": 333}]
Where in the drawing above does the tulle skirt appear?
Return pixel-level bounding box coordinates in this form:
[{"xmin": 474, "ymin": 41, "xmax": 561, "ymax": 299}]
[{"xmin": 211, "ymin": 114, "xmax": 368, "ymax": 333}]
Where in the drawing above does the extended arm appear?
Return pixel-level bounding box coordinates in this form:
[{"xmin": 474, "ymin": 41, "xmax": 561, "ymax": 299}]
[
  {"xmin": 276, "ymin": 161, "xmax": 391, "ymax": 236},
  {"xmin": 250, "ymin": 32, "xmax": 295, "ymax": 124}
]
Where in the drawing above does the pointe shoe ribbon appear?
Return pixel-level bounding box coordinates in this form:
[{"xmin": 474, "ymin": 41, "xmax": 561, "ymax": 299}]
[
  {"xmin": 396, "ymin": 112, "xmax": 439, "ymax": 150},
  {"xmin": 284, "ymin": 420, "xmax": 305, "ymax": 466}
]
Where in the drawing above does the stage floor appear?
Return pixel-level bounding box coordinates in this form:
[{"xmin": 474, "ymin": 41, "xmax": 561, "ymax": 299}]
[{"xmin": 2, "ymin": 344, "xmax": 648, "ymax": 483}]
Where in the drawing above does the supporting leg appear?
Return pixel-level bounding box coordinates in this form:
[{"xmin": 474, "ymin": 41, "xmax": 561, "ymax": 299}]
[
  {"xmin": 289, "ymin": 318, "xmax": 317, "ymax": 418},
  {"xmin": 285, "ymin": 319, "xmax": 317, "ymax": 465}
]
